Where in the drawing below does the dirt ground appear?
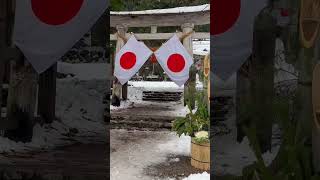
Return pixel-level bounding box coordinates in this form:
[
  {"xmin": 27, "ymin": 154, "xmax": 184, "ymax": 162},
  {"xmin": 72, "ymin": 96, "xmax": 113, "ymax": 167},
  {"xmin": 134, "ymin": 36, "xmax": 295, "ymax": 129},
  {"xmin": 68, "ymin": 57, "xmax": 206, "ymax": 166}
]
[{"xmin": 0, "ymin": 142, "xmax": 108, "ymax": 179}]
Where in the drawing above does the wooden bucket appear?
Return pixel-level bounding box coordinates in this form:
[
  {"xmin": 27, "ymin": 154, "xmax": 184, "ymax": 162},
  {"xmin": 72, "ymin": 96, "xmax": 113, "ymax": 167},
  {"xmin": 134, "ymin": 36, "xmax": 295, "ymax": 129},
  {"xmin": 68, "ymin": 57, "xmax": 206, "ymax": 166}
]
[{"xmin": 191, "ymin": 138, "xmax": 210, "ymax": 171}]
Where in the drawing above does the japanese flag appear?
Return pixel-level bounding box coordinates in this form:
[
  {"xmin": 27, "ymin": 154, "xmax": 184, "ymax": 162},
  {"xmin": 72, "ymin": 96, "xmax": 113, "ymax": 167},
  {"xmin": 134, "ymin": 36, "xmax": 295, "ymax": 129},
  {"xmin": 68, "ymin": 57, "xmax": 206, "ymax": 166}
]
[
  {"xmin": 114, "ymin": 36, "xmax": 153, "ymax": 85},
  {"xmin": 211, "ymin": 0, "xmax": 267, "ymax": 80},
  {"xmin": 155, "ymin": 35, "xmax": 193, "ymax": 86},
  {"xmin": 13, "ymin": 0, "xmax": 109, "ymax": 73}
]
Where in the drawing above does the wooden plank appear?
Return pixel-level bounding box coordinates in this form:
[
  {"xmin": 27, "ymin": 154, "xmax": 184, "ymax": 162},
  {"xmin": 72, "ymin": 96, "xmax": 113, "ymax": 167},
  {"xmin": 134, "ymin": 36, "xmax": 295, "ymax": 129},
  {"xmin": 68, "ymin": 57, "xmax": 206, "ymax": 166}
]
[
  {"xmin": 110, "ymin": 32, "xmax": 210, "ymax": 41},
  {"xmin": 38, "ymin": 63, "xmax": 57, "ymax": 123},
  {"xmin": 110, "ymin": 11, "xmax": 210, "ymax": 27}
]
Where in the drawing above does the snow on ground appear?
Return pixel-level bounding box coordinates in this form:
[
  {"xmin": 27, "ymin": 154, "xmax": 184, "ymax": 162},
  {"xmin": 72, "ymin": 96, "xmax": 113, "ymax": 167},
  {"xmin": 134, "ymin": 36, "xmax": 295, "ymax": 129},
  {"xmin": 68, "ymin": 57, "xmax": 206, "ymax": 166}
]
[
  {"xmin": 193, "ymin": 40, "xmax": 210, "ymax": 56},
  {"xmin": 111, "ymin": 4, "xmax": 209, "ymax": 15},
  {"xmin": 111, "ymin": 74, "xmax": 203, "ymax": 111},
  {"xmin": 182, "ymin": 172, "xmax": 210, "ymax": 180},
  {"xmin": 0, "ymin": 63, "xmax": 107, "ymax": 153},
  {"xmin": 212, "ymin": 111, "xmax": 279, "ymax": 176},
  {"xmin": 57, "ymin": 62, "xmax": 111, "ymax": 80},
  {"xmin": 111, "ymin": 129, "xmax": 193, "ymax": 180}
]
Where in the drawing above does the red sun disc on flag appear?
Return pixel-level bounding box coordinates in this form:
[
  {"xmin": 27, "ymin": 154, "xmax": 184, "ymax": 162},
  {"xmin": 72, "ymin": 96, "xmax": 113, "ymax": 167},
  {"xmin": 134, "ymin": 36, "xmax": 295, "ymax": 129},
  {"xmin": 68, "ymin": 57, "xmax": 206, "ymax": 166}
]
[
  {"xmin": 211, "ymin": 0, "xmax": 241, "ymax": 35},
  {"xmin": 31, "ymin": 0, "xmax": 84, "ymax": 25},
  {"xmin": 120, "ymin": 52, "xmax": 137, "ymax": 70},
  {"xmin": 167, "ymin": 54, "xmax": 186, "ymax": 73}
]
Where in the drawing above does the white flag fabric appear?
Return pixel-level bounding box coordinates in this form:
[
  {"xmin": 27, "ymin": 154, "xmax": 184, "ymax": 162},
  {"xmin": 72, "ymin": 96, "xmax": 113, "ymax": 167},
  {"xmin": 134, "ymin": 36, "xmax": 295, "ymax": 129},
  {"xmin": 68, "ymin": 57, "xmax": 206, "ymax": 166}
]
[
  {"xmin": 13, "ymin": 0, "xmax": 109, "ymax": 73},
  {"xmin": 114, "ymin": 36, "xmax": 153, "ymax": 85},
  {"xmin": 211, "ymin": 0, "xmax": 267, "ymax": 80},
  {"xmin": 155, "ymin": 35, "xmax": 193, "ymax": 86}
]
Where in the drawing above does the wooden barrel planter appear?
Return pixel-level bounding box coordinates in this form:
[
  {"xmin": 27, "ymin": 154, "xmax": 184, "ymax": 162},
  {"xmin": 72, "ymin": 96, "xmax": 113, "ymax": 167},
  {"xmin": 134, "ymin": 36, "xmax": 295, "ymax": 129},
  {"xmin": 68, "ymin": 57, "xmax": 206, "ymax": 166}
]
[{"xmin": 191, "ymin": 138, "xmax": 210, "ymax": 171}]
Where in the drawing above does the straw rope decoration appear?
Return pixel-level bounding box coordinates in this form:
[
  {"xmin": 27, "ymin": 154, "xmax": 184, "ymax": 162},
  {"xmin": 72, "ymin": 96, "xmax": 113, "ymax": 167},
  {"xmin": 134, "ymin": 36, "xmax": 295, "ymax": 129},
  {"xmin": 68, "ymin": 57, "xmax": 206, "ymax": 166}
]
[{"xmin": 300, "ymin": 0, "xmax": 320, "ymax": 48}]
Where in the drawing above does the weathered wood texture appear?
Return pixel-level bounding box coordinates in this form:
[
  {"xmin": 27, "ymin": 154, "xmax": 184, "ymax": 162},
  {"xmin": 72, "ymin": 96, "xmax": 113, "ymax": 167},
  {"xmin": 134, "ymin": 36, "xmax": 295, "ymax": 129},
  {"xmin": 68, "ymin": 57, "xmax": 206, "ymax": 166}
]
[
  {"xmin": 110, "ymin": 11, "xmax": 210, "ymax": 27},
  {"xmin": 110, "ymin": 32, "xmax": 210, "ymax": 41},
  {"xmin": 0, "ymin": 0, "xmax": 7, "ymax": 125},
  {"xmin": 38, "ymin": 63, "xmax": 57, "ymax": 123},
  {"xmin": 111, "ymin": 25, "xmax": 127, "ymax": 106},
  {"xmin": 182, "ymin": 23, "xmax": 196, "ymax": 108}
]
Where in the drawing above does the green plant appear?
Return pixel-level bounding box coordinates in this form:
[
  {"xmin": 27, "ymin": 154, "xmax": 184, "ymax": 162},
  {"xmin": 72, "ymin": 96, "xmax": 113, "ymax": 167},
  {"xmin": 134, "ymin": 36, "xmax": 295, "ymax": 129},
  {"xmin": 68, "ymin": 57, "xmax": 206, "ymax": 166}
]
[
  {"xmin": 172, "ymin": 91, "xmax": 209, "ymax": 137},
  {"xmin": 238, "ymin": 97, "xmax": 320, "ymax": 180}
]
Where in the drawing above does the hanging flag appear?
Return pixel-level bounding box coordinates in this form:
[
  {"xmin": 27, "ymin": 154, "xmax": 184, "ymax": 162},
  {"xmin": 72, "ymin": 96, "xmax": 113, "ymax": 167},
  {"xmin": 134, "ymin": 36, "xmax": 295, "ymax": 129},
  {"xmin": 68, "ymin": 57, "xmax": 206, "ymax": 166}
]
[
  {"xmin": 211, "ymin": 0, "xmax": 267, "ymax": 80},
  {"xmin": 155, "ymin": 35, "xmax": 193, "ymax": 86},
  {"xmin": 114, "ymin": 35, "xmax": 153, "ymax": 85},
  {"xmin": 13, "ymin": 0, "xmax": 109, "ymax": 73}
]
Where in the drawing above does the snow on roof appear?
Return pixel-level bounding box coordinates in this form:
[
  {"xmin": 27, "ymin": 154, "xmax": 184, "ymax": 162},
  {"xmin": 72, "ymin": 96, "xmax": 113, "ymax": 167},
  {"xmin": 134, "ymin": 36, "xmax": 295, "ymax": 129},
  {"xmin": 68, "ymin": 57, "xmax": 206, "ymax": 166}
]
[{"xmin": 111, "ymin": 4, "xmax": 210, "ymax": 15}]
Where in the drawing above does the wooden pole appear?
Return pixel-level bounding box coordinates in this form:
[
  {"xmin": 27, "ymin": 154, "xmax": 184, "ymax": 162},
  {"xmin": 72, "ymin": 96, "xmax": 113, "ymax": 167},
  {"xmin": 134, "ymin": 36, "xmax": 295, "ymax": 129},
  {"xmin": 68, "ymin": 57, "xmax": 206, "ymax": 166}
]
[
  {"xmin": 38, "ymin": 63, "xmax": 57, "ymax": 123},
  {"xmin": 182, "ymin": 23, "xmax": 196, "ymax": 109},
  {"xmin": 0, "ymin": 0, "xmax": 7, "ymax": 125},
  {"xmin": 250, "ymin": 10, "xmax": 277, "ymax": 153},
  {"xmin": 112, "ymin": 24, "xmax": 127, "ymax": 106}
]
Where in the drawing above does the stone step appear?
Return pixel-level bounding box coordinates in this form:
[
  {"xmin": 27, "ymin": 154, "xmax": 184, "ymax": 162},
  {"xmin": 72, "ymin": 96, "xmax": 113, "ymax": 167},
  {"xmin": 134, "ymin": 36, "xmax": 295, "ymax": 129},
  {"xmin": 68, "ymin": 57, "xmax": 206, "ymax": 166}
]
[{"xmin": 111, "ymin": 113, "xmax": 175, "ymax": 130}]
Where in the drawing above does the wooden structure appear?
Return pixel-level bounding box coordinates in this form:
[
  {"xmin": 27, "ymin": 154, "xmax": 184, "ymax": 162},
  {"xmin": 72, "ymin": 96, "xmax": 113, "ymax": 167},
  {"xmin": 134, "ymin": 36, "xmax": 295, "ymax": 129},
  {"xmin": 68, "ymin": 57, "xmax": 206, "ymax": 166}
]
[
  {"xmin": 110, "ymin": 5, "xmax": 210, "ymax": 107},
  {"xmin": 191, "ymin": 138, "xmax": 210, "ymax": 171},
  {"xmin": 0, "ymin": 1, "xmax": 109, "ymax": 141}
]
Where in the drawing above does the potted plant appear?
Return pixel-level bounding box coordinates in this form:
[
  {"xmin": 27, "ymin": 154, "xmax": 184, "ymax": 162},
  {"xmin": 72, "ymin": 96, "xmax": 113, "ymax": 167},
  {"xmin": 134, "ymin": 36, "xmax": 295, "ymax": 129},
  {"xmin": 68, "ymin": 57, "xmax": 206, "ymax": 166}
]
[{"xmin": 172, "ymin": 92, "xmax": 210, "ymax": 170}]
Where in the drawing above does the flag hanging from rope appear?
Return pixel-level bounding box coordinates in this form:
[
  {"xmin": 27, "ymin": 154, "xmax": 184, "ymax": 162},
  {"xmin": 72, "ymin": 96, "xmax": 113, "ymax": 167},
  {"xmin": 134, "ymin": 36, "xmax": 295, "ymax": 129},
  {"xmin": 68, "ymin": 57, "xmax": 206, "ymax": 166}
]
[
  {"xmin": 13, "ymin": 0, "xmax": 109, "ymax": 73},
  {"xmin": 155, "ymin": 35, "xmax": 193, "ymax": 86},
  {"xmin": 114, "ymin": 35, "xmax": 153, "ymax": 85},
  {"xmin": 211, "ymin": 0, "xmax": 267, "ymax": 80}
]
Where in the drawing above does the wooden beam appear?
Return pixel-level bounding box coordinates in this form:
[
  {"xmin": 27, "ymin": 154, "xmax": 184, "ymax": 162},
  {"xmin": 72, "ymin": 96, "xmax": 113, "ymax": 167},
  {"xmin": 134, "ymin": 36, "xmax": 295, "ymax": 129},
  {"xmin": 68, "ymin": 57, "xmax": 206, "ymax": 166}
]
[
  {"xmin": 110, "ymin": 11, "xmax": 210, "ymax": 27},
  {"xmin": 38, "ymin": 63, "xmax": 57, "ymax": 123},
  {"xmin": 110, "ymin": 32, "xmax": 210, "ymax": 41}
]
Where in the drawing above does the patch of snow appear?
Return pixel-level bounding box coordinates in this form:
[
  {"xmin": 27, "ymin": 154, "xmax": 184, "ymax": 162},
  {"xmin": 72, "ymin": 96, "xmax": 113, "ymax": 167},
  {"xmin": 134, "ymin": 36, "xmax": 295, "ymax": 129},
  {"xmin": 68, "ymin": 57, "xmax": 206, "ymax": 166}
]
[
  {"xmin": 111, "ymin": 4, "xmax": 209, "ymax": 15},
  {"xmin": 193, "ymin": 40, "xmax": 210, "ymax": 56},
  {"xmin": 182, "ymin": 172, "xmax": 210, "ymax": 180},
  {"xmin": 111, "ymin": 130, "xmax": 191, "ymax": 180},
  {"xmin": 57, "ymin": 62, "xmax": 111, "ymax": 80},
  {"xmin": 129, "ymin": 81, "xmax": 184, "ymax": 92},
  {"xmin": 0, "ymin": 77, "xmax": 107, "ymax": 153}
]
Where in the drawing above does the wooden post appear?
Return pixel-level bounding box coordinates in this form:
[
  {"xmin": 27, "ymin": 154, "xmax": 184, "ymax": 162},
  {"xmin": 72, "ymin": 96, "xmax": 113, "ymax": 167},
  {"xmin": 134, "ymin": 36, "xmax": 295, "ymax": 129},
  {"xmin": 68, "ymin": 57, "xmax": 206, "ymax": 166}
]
[
  {"xmin": 112, "ymin": 24, "xmax": 127, "ymax": 106},
  {"xmin": 250, "ymin": 11, "xmax": 277, "ymax": 152},
  {"xmin": 5, "ymin": 60, "xmax": 38, "ymax": 142},
  {"xmin": 182, "ymin": 23, "xmax": 196, "ymax": 109},
  {"xmin": 0, "ymin": 0, "xmax": 7, "ymax": 125},
  {"xmin": 38, "ymin": 63, "xmax": 57, "ymax": 123}
]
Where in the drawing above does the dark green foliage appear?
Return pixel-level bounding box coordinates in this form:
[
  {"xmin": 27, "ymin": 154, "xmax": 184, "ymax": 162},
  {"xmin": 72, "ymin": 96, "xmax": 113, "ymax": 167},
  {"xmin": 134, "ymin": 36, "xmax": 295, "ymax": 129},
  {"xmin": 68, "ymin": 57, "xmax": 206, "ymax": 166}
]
[
  {"xmin": 236, "ymin": 97, "xmax": 320, "ymax": 180},
  {"xmin": 172, "ymin": 91, "xmax": 209, "ymax": 137}
]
